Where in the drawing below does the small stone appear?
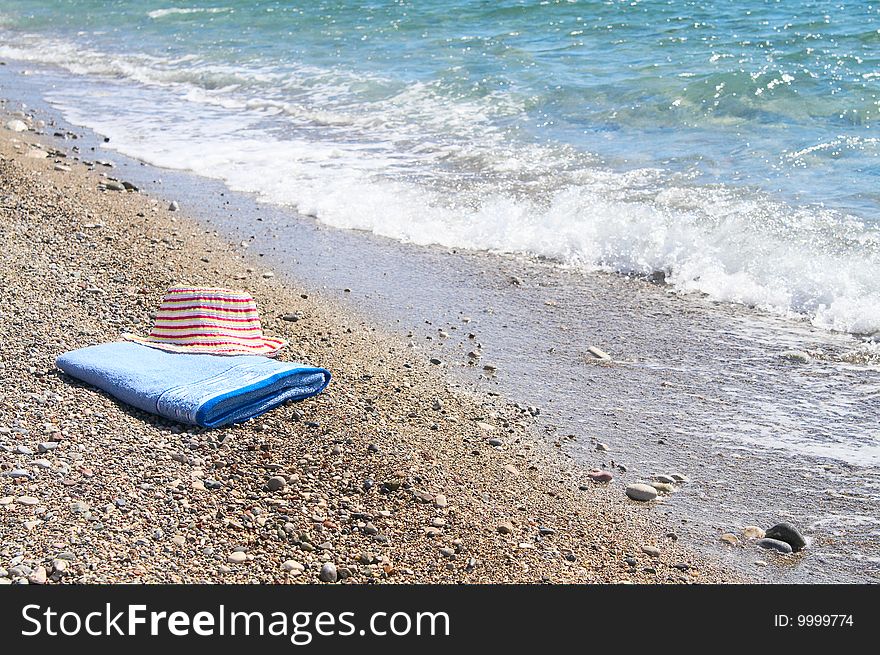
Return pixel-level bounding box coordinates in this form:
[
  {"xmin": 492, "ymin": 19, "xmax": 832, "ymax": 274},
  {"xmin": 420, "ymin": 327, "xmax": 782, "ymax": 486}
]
[
  {"xmin": 764, "ymin": 522, "xmax": 806, "ymax": 552},
  {"xmin": 720, "ymin": 533, "xmax": 739, "ymax": 545},
  {"xmin": 670, "ymin": 473, "xmax": 689, "ymax": 483},
  {"xmin": 595, "ymin": 442, "xmax": 609, "ymax": 452},
  {"xmin": 227, "ymin": 551, "xmax": 247, "ymax": 564},
  {"xmin": 104, "ymin": 181, "xmax": 125, "ymax": 192},
  {"xmin": 587, "ymin": 346, "xmax": 611, "ymax": 360},
  {"xmin": 319, "ymin": 562, "xmax": 337, "ymax": 583},
  {"xmin": 625, "ymin": 484, "xmax": 658, "ymax": 502},
  {"xmin": 504, "ymin": 464, "xmax": 520, "ymax": 476},
  {"xmin": 28, "ymin": 566, "xmax": 47, "ymax": 585},
  {"xmin": 779, "ymin": 350, "xmax": 811, "ymax": 363},
  {"xmin": 650, "ymin": 481, "xmax": 676, "ymax": 493},
  {"xmin": 439, "ymin": 547, "xmax": 455, "ymax": 558},
  {"xmin": 641, "ymin": 545, "xmax": 661, "ymax": 557},
  {"xmin": 168, "ymin": 201, "xmax": 180, "ymax": 211},
  {"xmin": 266, "ymin": 476, "xmax": 286, "ymax": 492},
  {"xmin": 497, "ymin": 521, "xmax": 515, "ymax": 535},
  {"xmin": 477, "ymin": 422, "xmax": 496, "ymax": 432},
  {"xmin": 281, "ymin": 560, "xmax": 304, "ymax": 573},
  {"xmin": 431, "ymin": 518, "xmax": 447, "ymax": 528},
  {"xmin": 14, "ymin": 444, "xmax": 33, "ymax": 455},
  {"xmin": 587, "ymin": 470, "xmax": 613, "ymax": 483},
  {"xmin": 429, "ymin": 358, "xmax": 442, "ymax": 365},
  {"xmin": 654, "ymin": 474, "xmax": 676, "ymax": 484},
  {"xmin": 742, "ymin": 526, "xmax": 765, "ymax": 539},
  {"xmin": 434, "ymin": 494, "xmax": 448, "ymax": 508},
  {"xmin": 6, "ymin": 119, "xmax": 28, "ymax": 132},
  {"xmin": 757, "ymin": 538, "xmax": 793, "ymax": 554},
  {"xmin": 488, "ymin": 438, "xmax": 503, "ymax": 447},
  {"xmin": 16, "ymin": 496, "xmax": 40, "ymax": 506},
  {"xmin": 262, "ymin": 272, "xmax": 274, "ymax": 279},
  {"xmin": 37, "ymin": 442, "xmax": 59, "ymax": 453}
]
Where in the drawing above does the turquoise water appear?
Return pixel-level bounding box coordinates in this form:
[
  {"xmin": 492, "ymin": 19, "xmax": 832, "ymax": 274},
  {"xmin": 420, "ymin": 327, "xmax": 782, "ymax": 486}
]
[{"xmin": 1, "ymin": 1, "xmax": 879, "ymax": 334}]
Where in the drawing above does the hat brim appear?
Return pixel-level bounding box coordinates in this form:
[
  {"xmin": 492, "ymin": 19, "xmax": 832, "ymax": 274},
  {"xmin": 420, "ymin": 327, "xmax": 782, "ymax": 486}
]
[{"xmin": 121, "ymin": 333, "xmax": 286, "ymax": 357}]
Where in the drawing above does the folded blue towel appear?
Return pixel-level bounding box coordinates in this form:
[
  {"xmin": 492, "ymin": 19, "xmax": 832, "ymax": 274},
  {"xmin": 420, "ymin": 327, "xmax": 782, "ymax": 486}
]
[{"xmin": 56, "ymin": 342, "xmax": 331, "ymax": 428}]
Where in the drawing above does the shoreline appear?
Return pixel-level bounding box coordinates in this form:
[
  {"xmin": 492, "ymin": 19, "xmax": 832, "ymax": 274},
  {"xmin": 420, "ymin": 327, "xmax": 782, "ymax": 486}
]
[{"xmin": 0, "ymin": 106, "xmax": 742, "ymax": 583}]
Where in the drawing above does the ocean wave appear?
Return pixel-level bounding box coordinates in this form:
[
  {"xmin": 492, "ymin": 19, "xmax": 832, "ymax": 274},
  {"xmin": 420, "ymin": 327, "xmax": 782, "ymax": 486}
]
[{"xmin": 5, "ymin": 30, "xmax": 879, "ymax": 337}]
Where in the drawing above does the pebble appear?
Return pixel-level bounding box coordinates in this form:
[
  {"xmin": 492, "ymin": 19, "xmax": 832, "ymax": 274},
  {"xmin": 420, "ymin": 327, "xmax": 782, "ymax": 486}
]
[
  {"xmin": 5, "ymin": 470, "xmax": 31, "ymax": 479},
  {"xmin": 319, "ymin": 562, "xmax": 337, "ymax": 583},
  {"xmin": 764, "ymin": 522, "xmax": 806, "ymax": 552},
  {"xmin": 15, "ymin": 444, "xmax": 33, "ymax": 455},
  {"xmin": 497, "ymin": 521, "xmax": 515, "ymax": 535},
  {"xmin": 37, "ymin": 442, "xmax": 59, "ymax": 453},
  {"xmin": 587, "ymin": 470, "xmax": 614, "ymax": 483},
  {"xmin": 439, "ymin": 547, "xmax": 456, "ymax": 558},
  {"xmin": 742, "ymin": 526, "xmax": 765, "ymax": 539},
  {"xmin": 654, "ymin": 474, "xmax": 676, "ymax": 484},
  {"xmin": 104, "ymin": 181, "xmax": 125, "ymax": 192},
  {"xmin": 282, "ymin": 560, "xmax": 304, "ymax": 573},
  {"xmin": 434, "ymin": 494, "xmax": 448, "ymax": 508},
  {"xmin": 595, "ymin": 442, "xmax": 609, "ymax": 452},
  {"xmin": 587, "ymin": 346, "xmax": 611, "ymax": 360},
  {"xmin": 28, "ymin": 566, "xmax": 47, "ymax": 585},
  {"xmin": 757, "ymin": 538, "xmax": 793, "ymax": 554},
  {"xmin": 6, "ymin": 119, "xmax": 28, "ymax": 132},
  {"xmin": 16, "ymin": 496, "xmax": 40, "ymax": 506},
  {"xmin": 649, "ymin": 481, "xmax": 676, "ymax": 493},
  {"xmin": 0, "ymin": 497, "xmax": 12, "ymax": 506},
  {"xmin": 625, "ymin": 484, "xmax": 658, "ymax": 502},
  {"xmin": 227, "ymin": 551, "xmax": 247, "ymax": 564},
  {"xmin": 720, "ymin": 533, "xmax": 739, "ymax": 545},
  {"xmin": 670, "ymin": 473, "xmax": 690, "ymax": 483},
  {"xmin": 641, "ymin": 545, "xmax": 661, "ymax": 558},
  {"xmin": 266, "ymin": 476, "xmax": 286, "ymax": 492},
  {"xmin": 488, "ymin": 437, "xmax": 503, "ymax": 446},
  {"xmin": 168, "ymin": 201, "xmax": 180, "ymax": 212}
]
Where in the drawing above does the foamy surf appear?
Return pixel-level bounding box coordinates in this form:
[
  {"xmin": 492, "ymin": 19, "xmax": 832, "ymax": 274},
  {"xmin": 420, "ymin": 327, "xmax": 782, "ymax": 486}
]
[{"xmin": 0, "ymin": 14, "xmax": 877, "ymax": 337}]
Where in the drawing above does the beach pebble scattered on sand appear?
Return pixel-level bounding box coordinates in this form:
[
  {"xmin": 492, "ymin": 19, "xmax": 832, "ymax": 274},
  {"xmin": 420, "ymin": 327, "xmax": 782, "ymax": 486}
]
[
  {"xmin": 671, "ymin": 473, "xmax": 689, "ymax": 483},
  {"xmin": 654, "ymin": 474, "xmax": 676, "ymax": 484},
  {"xmin": 625, "ymin": 484, "xmax": 658, "ymax": 502},
  {"xmin": 742, "ymin": 526, "xmax": 765, "ymax": 539},
  {"xmin": 720, "ymin": 533, "xmax": 738, "ymax": 545},
  {"xmin": 5, "ymin": 119, "xmax": 28, "ymax": 132},
  {"xmin": 319, "ymin": 562, "xmax": 337, "ymax": 583},
  {"xmin": 757, "ymin": 538, "xmax": 793, "ymax": 554},
  {"xmin": 587, "ymin": 470, "xmax": 614, "ymax": 483},
  {"xmin": 227, "ymin": 551, "xmax": 247, "ymax": 564},
  {"xmin": 497, "ymin": 521, "xmax": 515, "ymax": 535},
  {"xmin": 266, "ymin": 475, "xmax": 286, "ymax": 492},
  {"xmin": 587, "ymin": 346, "xmax": 611, "ymax": 360},
  {"xmin": 650, "ymin": 481, "xmax": 676, "ymax": 494},
  {"xmin": 764, "ymin": 522, "xmax": 806, "ymax": 552},
  {"xmin": 281, "ymin": 560, "xmax": 304, "ymax": 573},
  {"xmin": 641, "ymin": 545, "xmax": 661, "ymax": 557},
  {"xmin": 595, "ymin": 442, "xmax": 609, "ymax": 452},
  {"xmin": 168, "ymin": 200, "xmax": 180, "ymax": 211},
  {"xmin": 103, "ymin": 181, "xmax": 125, "ymax": 192}
]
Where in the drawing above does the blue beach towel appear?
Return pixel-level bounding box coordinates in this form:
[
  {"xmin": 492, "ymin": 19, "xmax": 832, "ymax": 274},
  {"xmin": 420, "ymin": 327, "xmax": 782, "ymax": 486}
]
[{"xmin": 56, "ymin": 341, "xmax": 331, "ymax": 428}]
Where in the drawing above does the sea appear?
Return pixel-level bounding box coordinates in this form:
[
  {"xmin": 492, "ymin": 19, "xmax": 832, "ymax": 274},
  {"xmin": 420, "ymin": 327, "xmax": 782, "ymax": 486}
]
[
  {"xmin": 1, "ymin": 0, "xmax": 879, "ymax": 337},
  {"xmin": 1, "ymin": 1, "xmax": 879, "ymax": 582}
]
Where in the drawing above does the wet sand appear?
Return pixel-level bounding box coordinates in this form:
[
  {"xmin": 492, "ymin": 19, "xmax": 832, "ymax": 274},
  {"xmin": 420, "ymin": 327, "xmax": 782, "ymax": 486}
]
[{"xmin": 0, "ymin": 107, "xmax": 741, "ymax": 584}]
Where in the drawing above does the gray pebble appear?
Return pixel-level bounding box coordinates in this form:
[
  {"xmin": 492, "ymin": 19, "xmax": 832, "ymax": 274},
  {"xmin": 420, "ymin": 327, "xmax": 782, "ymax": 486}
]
[{"xmin": 319, "ymin": 562, "xmax": 337, "ymax": 583}]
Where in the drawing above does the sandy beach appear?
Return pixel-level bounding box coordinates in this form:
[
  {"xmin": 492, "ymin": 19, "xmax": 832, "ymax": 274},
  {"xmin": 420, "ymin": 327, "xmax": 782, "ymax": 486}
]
[{"xmin": 0, "ymin": 109, "xmax": 743, "ymax": 584}]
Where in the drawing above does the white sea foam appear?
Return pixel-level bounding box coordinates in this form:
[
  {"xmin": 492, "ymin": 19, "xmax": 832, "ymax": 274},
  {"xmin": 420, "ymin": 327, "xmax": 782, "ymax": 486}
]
[
  {"xmin": 147, "ymin": 7, "xmax": 232, "ymax": 20},
  {"xmin": 4, "ymin": 32, "xmax": 879, "ymax": 337}
]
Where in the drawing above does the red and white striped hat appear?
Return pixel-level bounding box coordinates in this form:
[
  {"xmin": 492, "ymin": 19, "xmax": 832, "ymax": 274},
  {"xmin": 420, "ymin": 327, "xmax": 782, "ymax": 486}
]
[{"xmin": 123, "ymin": 287, "xmax": 286, "ymax": 356}]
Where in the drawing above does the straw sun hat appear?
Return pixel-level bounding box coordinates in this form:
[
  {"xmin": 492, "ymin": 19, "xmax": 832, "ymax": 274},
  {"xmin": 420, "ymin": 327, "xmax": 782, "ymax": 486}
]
[{"xmin": 123, "ymin": 287, "xmax": 287, "ymax": 356}]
